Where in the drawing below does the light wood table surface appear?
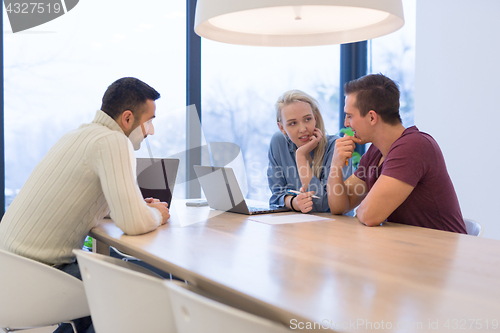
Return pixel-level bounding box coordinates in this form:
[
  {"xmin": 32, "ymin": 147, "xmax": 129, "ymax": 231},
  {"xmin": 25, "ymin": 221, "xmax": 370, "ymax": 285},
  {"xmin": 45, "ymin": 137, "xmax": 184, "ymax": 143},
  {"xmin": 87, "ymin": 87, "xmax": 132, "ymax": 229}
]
[{"xmin": 90, "ymin": 200, "xmax": 500, "ymax": 332}]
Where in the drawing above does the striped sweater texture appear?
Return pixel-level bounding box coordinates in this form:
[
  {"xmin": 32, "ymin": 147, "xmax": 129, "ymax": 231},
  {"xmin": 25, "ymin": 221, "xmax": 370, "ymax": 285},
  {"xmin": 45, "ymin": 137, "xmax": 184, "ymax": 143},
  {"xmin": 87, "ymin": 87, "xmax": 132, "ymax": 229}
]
[{"xmin": 0, "ymin": 110, "xmax": 161, "ymax": 265}]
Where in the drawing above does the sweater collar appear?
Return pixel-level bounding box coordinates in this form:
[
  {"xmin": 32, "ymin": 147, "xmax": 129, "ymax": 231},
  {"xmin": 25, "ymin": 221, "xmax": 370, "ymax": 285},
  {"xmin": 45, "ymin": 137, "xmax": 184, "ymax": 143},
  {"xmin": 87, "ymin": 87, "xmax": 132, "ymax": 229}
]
[{"xmin": 92, "ymin": 110, "xmax": 125, "ymax": 134}]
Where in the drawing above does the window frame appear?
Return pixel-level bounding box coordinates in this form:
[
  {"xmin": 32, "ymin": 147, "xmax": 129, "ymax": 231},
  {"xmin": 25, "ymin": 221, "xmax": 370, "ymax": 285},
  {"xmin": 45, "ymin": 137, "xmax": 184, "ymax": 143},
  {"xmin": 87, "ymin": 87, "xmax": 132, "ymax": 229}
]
[{"xmin": 0, "ymin": 0, "xmax": 368, "ymax": 212}]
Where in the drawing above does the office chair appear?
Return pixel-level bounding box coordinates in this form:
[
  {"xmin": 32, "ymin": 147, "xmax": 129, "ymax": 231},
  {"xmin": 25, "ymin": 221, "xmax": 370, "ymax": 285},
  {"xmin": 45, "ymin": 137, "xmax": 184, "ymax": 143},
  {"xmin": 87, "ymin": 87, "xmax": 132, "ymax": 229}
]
[
  {"xmin": 0, "ymin": 249, "xmax": 90, "ymax": 333},
  {"xmin": 73, "ymin": 250, "xmax": 177, "ymax": 333},
  {"xmin": 166, "ymin": 282, "xmax": 292, "ymax": 333},
  {"xmin": 464, "ymin": 218, "xmax": 484, "ymax": 237},
  {"xmin": 75, "ymin": 250, "xmax": 291, "ymax": 333}
]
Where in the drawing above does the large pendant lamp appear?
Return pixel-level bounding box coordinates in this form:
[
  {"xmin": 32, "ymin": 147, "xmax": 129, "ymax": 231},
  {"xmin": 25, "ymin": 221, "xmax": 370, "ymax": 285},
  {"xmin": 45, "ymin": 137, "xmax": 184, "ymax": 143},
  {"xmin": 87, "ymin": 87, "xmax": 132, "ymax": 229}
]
[{"xmin": 194, "ymin": 0, "xmax": 404, "ymax": 46}]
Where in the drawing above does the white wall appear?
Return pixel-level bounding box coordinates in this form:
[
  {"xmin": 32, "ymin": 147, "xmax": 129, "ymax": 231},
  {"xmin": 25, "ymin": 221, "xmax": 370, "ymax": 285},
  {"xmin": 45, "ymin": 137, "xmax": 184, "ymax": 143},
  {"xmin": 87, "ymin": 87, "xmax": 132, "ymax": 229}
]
[{"xmin": 415, "ymin": 0, "xmax": 500, "ymax": 239}]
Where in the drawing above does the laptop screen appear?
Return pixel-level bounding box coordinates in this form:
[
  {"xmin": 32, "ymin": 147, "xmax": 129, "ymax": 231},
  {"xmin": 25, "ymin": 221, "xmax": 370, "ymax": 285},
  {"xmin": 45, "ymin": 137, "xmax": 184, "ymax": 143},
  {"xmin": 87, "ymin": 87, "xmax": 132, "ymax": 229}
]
[
  {"xmin": 136, "ymin": 158, "xmax": 179, "ymax": 206},
  {"xmin": 193, "ymin": 166, "xmax": 248, "ymax": 211}
]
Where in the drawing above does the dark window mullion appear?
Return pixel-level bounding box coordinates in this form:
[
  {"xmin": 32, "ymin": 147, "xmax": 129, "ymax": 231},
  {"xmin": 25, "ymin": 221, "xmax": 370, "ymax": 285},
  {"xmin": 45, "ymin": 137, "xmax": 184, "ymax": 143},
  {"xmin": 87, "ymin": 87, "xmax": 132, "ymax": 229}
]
[
  {"xmin": 186, "ymin": 0, "xmax": 202, "ymax": 198},
  {"xmin": 339, "ymin": 41, "xmax": 367, "ymax": 156}
]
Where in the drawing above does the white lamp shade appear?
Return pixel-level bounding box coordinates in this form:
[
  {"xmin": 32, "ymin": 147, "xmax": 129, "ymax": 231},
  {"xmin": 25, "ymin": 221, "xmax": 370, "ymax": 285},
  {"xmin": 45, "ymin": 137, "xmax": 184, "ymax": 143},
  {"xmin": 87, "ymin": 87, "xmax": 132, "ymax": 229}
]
[{"xmin": 194, "ymin": 0, "xmax": 404, "ymax": 46}]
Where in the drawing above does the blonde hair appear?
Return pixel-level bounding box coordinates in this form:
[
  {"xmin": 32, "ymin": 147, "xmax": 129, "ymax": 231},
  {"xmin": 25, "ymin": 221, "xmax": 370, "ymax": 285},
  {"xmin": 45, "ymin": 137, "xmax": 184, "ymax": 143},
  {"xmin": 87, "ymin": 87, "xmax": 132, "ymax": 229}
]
[{"xmin": 275, "ymin": 90, "xmax": 327, "ymax": 179}]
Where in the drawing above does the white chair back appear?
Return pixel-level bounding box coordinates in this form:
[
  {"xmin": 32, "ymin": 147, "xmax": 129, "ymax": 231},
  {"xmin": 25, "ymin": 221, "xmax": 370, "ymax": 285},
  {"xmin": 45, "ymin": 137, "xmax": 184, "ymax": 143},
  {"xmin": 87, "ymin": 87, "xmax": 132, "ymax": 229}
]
[
  {"xmin": 0, "ymin": 248, "xmax": 89, "ymax": 331},
  {"xmin": 464, "ymin": 218, "xmax": 484, "ymax": 237},
  {"xmin": 166, "ymin": 282, "xmax": 291, "ymax": 333},
  {"xmin": 73, "ymin": 250, "xmax": 177, "ymax": 333}
]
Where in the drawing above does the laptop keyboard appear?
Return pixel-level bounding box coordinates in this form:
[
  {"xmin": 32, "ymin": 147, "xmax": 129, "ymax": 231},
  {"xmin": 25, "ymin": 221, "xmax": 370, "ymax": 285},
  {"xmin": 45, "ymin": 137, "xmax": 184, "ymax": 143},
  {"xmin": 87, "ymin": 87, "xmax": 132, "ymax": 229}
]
[
  {"xmin": 247, "ymin": 205, "xmax": 288, "ymax": 214},
  {"xmin": 247, "ymin": 206, "xmax": 269, "ymax": 213}
]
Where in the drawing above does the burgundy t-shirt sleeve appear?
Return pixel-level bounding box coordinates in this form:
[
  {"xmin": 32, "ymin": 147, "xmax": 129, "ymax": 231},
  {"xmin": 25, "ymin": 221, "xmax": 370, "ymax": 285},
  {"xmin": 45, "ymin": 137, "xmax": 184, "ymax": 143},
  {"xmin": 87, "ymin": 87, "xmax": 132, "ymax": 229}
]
[{"xmin": 382, "ymin": 134, "xmax": 429, "ymax": 188}]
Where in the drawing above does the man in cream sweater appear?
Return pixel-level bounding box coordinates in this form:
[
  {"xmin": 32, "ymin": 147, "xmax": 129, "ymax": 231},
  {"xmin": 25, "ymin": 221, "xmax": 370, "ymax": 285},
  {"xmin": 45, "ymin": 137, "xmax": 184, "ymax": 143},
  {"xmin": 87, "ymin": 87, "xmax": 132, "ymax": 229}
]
[{"xmin": 0, "ymin": 77, "xmax": 170, "ymax": 333}]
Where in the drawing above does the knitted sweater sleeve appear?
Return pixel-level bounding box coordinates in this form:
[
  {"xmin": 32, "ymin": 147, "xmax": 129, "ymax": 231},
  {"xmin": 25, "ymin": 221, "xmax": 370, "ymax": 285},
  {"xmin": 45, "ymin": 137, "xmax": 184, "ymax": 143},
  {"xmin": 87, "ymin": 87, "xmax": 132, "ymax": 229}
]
[{"xmin": 92, "ymin": 132, "xmax": 162, "ymax": 235}]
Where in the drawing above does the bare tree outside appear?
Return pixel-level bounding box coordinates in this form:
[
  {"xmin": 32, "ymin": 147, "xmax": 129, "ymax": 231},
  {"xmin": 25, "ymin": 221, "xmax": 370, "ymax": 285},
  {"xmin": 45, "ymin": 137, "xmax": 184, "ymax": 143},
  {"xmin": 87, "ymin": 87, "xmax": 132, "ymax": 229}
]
[
  {"xmin": 3, "ymin": 0, "xmax": 415, "ymax": 208},
  {"xmin": 202, "ymin": 78, "xmax": 341, "ymax": 201}
]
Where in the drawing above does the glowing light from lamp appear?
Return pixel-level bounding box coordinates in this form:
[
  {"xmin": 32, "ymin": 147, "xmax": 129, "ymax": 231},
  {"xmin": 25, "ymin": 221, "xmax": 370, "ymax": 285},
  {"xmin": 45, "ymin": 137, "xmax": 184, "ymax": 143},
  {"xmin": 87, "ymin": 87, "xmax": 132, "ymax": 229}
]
[{"xmin": 194, "ymin": 0, "xmax": 404, "ymax": 46}]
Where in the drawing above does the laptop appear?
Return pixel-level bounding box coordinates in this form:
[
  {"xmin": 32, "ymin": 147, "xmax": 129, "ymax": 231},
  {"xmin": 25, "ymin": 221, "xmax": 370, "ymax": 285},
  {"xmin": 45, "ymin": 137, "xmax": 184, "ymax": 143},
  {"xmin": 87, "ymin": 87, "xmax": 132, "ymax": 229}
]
[
  {"xmin": 193, "ymin": 165, "xmax": 289, "ymax": 215},
  {"xmin": 136, "ymin": 158, "xmax": 179, "ymax": 206}
]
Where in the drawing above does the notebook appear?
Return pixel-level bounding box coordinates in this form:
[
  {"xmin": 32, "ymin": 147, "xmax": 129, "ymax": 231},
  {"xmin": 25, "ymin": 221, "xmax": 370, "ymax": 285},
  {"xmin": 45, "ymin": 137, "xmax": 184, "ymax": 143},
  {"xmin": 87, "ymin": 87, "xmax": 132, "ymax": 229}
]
[
  {"xmin": 136, "ymin": 158, "xmax": 179, "ymax": 206},
  {"xmin": 193, "ymin": 165, "xmax": 289, "ymax": 215}
]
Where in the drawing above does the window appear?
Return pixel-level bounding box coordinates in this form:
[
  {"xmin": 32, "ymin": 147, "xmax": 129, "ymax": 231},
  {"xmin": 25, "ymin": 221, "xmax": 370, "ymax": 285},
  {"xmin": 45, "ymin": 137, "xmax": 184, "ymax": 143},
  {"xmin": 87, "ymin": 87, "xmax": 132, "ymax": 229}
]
[
  {"xmin": 3, "ymin": 0, "xmax": 187, "ymax": 209},
  {"xmin": 369, "ymin": 0, "xmax": 416, "ymax": 127},
  {"xmin": 201, "ymin": 41, "xmax": 341, "ymax": 201},
  {"xmin": 3, "ymin": 0, "xmax": 416, "ymax": 208}
]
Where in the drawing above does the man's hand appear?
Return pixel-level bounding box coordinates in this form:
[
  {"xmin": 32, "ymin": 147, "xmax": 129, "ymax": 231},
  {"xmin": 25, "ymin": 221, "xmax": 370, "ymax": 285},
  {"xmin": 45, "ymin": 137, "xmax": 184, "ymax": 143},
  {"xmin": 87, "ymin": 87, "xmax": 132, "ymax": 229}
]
[
  {"xmin": 145, "ymin": 197, "xmax": 160, "ymax": 204},
  {"xmin": 147, "ymin": 201, "xmax": 170, "ymax": 225},
  {"xmin": 294, "ymin": 188, "xmax": 315, "ymax": 213},
  {"xmin": 332, "ymin": 135, "xmax": 362, "ymax": 168},
  {"xmin": 296, "ymin": 128, "xmax": 323, "ymax": 157}
]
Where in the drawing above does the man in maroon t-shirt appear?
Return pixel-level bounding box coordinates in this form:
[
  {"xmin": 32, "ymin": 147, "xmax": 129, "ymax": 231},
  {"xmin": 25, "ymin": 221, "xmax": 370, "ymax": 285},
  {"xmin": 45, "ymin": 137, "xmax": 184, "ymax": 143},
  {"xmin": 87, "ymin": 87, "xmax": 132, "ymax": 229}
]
[{"xmin": 327, "ymin": 74, "xmax": 466, "ymax": 233}]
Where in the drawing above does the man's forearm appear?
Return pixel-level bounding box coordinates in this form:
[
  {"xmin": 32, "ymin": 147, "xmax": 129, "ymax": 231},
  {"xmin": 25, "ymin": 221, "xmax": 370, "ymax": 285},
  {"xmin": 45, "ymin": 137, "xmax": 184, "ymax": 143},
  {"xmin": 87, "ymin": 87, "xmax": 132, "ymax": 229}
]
[
  {"xmin": 327, "ymin": 166, "xmax": 351, "ymax": 214},
  {"xmin": 355, "ymin": 200, "xmax": 383, "ymax": 227}
]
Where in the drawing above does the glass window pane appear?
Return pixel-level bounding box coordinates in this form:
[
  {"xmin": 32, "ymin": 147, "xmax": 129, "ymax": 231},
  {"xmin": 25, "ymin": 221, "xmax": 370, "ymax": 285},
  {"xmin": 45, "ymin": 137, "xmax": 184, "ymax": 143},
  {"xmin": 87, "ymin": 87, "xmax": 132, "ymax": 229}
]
[
  {"xmin": 201, "ymin": 42, "xmax": 341, "ymax": 201},
  {"xmin": 3, "ymin": 0, "xmax": 187, "ymax": 209},
  {"xmin": 370, "ymin": 0, "xmax": 416, "ymax": 127}
]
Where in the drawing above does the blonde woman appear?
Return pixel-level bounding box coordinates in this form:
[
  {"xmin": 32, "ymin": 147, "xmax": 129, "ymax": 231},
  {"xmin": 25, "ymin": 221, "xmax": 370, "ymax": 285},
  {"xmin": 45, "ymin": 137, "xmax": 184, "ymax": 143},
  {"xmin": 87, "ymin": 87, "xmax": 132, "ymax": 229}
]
[{"xmin": 267, "ymin": 90, "xmax": 352, "ymax": 213}]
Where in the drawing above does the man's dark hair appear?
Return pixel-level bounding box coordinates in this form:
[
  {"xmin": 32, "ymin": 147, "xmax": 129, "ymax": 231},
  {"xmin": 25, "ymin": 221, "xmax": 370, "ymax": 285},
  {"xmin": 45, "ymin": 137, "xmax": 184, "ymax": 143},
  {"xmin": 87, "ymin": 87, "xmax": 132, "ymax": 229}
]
[
  {"xmin": 344, "ymin": 74, "xmax": 401, "ymax": 125},
  {"xmin": 101, "ymin": 77, "xmax": 160, "ymax": 120}
]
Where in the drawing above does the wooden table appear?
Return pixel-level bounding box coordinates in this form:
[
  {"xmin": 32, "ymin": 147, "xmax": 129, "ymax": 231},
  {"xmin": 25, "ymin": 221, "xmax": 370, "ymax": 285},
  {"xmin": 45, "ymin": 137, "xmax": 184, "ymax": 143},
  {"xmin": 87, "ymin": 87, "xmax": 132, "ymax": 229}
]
[{"xmin": 90, "ymin": 200, "xmax": 500, "ymax": 332}]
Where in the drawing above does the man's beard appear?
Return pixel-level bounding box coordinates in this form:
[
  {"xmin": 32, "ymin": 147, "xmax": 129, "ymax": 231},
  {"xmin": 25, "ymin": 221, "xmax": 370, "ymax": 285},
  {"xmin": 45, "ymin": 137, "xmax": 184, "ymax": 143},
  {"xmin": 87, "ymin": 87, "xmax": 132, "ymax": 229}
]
[{"xmin": 128, "ymin": 123, "xmax": 145, "ymax": 151}]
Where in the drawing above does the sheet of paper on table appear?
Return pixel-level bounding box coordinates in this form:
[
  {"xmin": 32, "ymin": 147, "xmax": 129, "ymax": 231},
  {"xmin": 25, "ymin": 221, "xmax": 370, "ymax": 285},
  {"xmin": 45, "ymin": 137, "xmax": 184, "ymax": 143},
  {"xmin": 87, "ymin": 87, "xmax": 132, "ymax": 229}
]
[{"xmin": 248, "ymin": 213, "xmax": 333, "ymax": 225}]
